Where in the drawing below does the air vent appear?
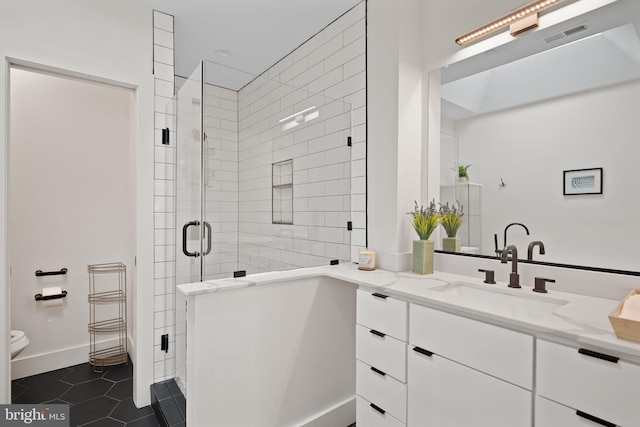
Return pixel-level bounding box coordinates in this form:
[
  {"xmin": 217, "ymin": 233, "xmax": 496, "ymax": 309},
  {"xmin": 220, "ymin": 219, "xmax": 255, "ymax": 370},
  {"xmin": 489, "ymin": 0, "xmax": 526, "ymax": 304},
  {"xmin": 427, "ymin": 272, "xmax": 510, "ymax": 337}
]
[
  {"xmin": 544, "ymin": 22, "xmax": 589, "ymax": 44},
  {"xmin": 565, "ymin": 23, "xmax": 589, "ymax": 36},
  {"xmin": 544, "ymin": 32, "xmax": 566, "ymax": 43}
]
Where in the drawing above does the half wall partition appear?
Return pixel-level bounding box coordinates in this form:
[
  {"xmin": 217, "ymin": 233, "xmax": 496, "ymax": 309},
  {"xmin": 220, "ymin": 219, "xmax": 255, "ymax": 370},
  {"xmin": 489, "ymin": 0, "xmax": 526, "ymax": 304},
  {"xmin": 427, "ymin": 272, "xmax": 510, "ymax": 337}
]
[{"xmin": 163, "ymin": 60, "xmax": 354, "ymax": 394}]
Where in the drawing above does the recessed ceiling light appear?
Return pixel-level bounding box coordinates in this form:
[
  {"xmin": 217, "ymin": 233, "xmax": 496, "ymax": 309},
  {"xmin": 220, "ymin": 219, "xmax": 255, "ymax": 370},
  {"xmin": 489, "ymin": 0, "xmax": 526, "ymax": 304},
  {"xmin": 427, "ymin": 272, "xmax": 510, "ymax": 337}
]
[{"xmin": 215, "ymin": 49, "xmax": 232, "ymax": 57}]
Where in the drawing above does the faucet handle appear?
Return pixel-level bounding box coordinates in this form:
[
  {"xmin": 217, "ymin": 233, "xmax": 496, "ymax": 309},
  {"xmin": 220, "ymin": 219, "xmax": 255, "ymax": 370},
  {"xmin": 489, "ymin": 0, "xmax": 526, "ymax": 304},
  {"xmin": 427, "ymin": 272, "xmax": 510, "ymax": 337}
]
[
  {"xmin": 533, "ymin": 277, "xmax": 555, "ymax": 294},
  {"xmin": 478, "ymin": 269, "xmax": 496, "ymax": 284}
]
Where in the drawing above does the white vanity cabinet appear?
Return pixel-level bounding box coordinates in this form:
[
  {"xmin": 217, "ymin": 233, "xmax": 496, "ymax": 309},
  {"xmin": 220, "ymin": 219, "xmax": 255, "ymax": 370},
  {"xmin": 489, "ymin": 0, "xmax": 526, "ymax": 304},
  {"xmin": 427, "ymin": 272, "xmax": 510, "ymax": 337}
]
[
  {"xmin": 408, "ymin": 304, "xmax": 533, "ymax": 426},
  {"xmin": 536, "ymin": 339, "xmax": 640, "ymax": 427},
  {"xmin": 356, "ymin": 289, "xmax": 408, "ymax": 426}
]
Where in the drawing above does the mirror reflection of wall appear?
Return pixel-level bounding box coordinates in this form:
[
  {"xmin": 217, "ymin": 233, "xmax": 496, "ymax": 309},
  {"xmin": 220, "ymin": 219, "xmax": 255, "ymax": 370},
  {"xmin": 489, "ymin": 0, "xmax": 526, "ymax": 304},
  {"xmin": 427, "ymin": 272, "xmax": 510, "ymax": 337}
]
[{"xmin": 437, "ymin": 0, "xmax": 640, "ymax": 272}]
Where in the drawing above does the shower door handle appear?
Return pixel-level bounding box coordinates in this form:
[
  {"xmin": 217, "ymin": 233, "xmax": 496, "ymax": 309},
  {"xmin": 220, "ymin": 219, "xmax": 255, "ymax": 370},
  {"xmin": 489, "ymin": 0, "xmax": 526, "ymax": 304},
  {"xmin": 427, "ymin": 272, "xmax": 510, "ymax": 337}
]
[
  {"xmin": 182, "ymin": 220, "xmax": 200, "ymax": 257},
  {"xmin": 203, "ymin": 221, "xmax": 212, "ymax": 256}
]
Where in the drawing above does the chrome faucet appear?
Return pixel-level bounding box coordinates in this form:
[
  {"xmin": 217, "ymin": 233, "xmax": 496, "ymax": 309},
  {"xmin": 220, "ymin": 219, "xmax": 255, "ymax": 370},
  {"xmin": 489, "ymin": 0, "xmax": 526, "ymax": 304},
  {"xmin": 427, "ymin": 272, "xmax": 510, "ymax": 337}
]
[
  {"xmin": 500, "ymin": 245, "xmax": 521, "ymax": 288},
  {"xmin": 503, "ymin": 222, "xmax": 529, "ymax": 248},
  {"xmin": 527, "ymin": 241, "xmax": 546, "ymax": 261}
]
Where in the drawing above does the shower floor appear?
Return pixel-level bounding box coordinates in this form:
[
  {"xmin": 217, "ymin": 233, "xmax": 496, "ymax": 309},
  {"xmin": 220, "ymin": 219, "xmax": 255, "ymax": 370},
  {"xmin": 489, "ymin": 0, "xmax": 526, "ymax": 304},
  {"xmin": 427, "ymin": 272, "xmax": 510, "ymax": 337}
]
[{"xmin": 11, "ymin": 359, "xmax": 159, "ymax": 426}]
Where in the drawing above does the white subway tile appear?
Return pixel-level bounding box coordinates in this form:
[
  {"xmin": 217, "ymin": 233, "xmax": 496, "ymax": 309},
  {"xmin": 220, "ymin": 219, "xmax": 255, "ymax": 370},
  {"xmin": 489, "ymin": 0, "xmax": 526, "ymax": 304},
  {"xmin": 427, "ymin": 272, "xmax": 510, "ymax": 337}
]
[
  {"xmin": 154, "ymin": 293, "xmax": 175, "ymax": 312},
  {"xmin": 155, "ymin": 146, "xmax": 176, "ymax": 164},
  {"xmin": 352, "ymin": 176, "xmax": 366, "ymax": 195},
  {"xmin": 325, "ymin": 37, "xmax": 364, "ymax": 73},
  {"xmin": 155, "ymin": 180, "xmax": 175, "ymax": 197},
  {"xmin": 352, "ymin": 229, "xmax": 366, "ymax": 247},
  {"xmin": 293, "ymin": 122, "xmax": 325, "ymax": 144},
  {"xmin": 344, "ymin": 89, "xmax": 366, "ymax": 109},
  {"xmin": 325, "ymin": 178, "xmax": 350, "ymax": 196},
  {"xmin": 154, "ymin": 212, "xmax": 176, "ymax": 229},
  {"xmin": 292, "ymin": 31, "xmax": 325, "ymax": 64},
  {"xmin": 154, "ymin": 27, "xmax": 174, "ymax": 49},
  {"xmin": 154, "ymin": 245, "xmax": 175, "ymax": 263},
  {"xmin": 308, "ymin": 195, "xmax": 343, "ymax": 212},
  {"xmin": 155, "ymin": 78, "xmax": 174, "ymax": 98},
  {"xmin": 154, "ymin": 45, "xmax": 174, "ymax": 66},
  {"xmin": 325, "ymin": 71, "xmax": 365, "ymax": 100},
  {"xmin": 351, "ymin": 194, "xmax": 367, "ymax": 212},
  {"xmin": 155, "ymin": 62, "xmax": 174, "ymax": 83},
  {"xmin": 155, "ymin": 229, "xmax": 176, "ymax": 246},
  {"xmin": 352, "ymin": 140, "xmax": 366, "ymax": 162},
  {"xmin": 280, "ymin": 57, "xmax": 308, "ymax": 84},
  {"xmin": 308, "ymin": 33, "xmax": 343, "ymax": 67},
  {"xmin": 153, "ymin": 11, "xmax": 174, "ymax": 32},
  {"xmin": 325, "ymin": 112, "xmax": 351, "ymax": 135},
  {"xmin": 154, "ymin": 196, "xmax": 175, "ymax": 213},
  {"xmin": 344, "ymin": 54, "xmax": 365, "ymax": 80},
  {"xmin": 344, "ymin": 20, "xmax": 365, "ymax": 46},
  {"xmin": 294, "ymin": 152, "xmax": 325, "ymax": 171},
  {"xmin": 308, "ymin": 67, "xmax": 343, "ymax": 94},
  {"xmin": 154, "ymin": 278, "xmax": 174, "ymax": 296},
  {"xmin": 352, "ymin": 158, "xmax": 366, "ymax": 177},
  {"xmin": 292, "ymin": 62, "xmax": 324, "ymax": 89},
  {"xmin": 155, "ymin": 163, "xmax": 176, "ymax": 180}
]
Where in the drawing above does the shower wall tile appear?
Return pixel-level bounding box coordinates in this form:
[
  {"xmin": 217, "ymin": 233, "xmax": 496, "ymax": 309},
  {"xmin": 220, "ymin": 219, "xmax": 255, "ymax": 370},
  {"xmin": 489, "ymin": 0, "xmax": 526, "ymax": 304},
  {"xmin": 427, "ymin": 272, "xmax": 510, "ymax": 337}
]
[
  {"xmin": 153, "ymin": 10, "xmax": 176, "ymax": 382},
  {"xmin": 153, "ymin": 28, "xmax": 173, "ymax": 49},
  {"xmin": 238, "ymin": 2, "xmax": 366, "ymax": 272}
]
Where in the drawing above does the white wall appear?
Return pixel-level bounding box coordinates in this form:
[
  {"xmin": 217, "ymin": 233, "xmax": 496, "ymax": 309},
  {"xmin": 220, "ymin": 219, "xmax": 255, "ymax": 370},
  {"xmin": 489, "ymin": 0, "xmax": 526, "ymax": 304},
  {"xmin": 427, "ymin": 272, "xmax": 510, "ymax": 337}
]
[
  {"xmin": 0, "ymin": 0, "xmax": 155, "ymax": 406},
  {"xmin": 454, "ymin": 80, "xmax": 640, "ymax": 271},
  {"xmin": 9, "ymin": 69, "xmax": 134, "ymax": 379},
  {"xmin": 186, "ymin": 277, "xmax": 357, "ymax": 426},
  {"xmin": 367, "ymin": 0, "xmax": 424, "ymax": 271}
]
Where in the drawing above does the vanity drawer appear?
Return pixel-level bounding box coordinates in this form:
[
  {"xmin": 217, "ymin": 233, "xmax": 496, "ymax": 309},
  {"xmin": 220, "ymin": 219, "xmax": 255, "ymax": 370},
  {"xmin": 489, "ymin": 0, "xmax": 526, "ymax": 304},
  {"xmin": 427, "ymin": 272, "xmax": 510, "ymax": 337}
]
[
  {"xmin": 537, "ymin": 339, "xmax": 640, "ymax": 427},
  {"xmin": 356, "ymin": 324, "xmax": 406, "ymax": 382},
  {"xmin": 357, "ymin": 289, "xmax": 407, "ymax": 340},
  {"xmin": 356, "ymin": 396, "xmax": 405, "ymax": 427},
  {"xmin": 535, "ymin": 396, "xmax": 619, "ymax": 427},
  {"xmin": 408, "ymin": 345, "xmax": 531, "ymax": 427},
  {"xmin": 356, "ymin": 360, "xmax": 407, "ymax": 423},
  {"xmin": 409, "ymin": 303, "xmax": 533, "ymax": 389}
]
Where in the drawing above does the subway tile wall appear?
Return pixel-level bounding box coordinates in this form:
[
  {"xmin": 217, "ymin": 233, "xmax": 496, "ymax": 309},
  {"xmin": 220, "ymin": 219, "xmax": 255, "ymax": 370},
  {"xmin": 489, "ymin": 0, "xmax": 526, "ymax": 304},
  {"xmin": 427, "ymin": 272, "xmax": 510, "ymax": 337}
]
[
  {"xmin": 202, "ymin": 85, "xmax": 239, "ymax": 281},
  {"xmin": 151, "ymin": 1, "xmax": 367, "ymax": 383},
  {"xmin": 237, "ymin": 2, "xmax": 367, "ymax": 272},
  {"xmin": 152, "ymin": 10, "xmax": 176, "ymax": 382}
]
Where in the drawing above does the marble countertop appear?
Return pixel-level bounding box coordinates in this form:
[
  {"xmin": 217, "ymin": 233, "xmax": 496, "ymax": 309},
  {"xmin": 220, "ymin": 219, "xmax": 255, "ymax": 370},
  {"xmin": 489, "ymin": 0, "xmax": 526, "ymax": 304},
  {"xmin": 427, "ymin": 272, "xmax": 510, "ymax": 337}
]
[{"xmin": 178, "ymin": 263, "xmax": 640, "ymax": 362}]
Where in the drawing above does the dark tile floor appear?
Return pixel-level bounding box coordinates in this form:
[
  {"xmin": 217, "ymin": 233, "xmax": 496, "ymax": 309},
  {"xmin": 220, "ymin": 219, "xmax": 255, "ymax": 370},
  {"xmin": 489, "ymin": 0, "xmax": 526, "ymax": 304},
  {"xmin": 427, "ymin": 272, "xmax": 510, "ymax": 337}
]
[
  {"xmin": 11, "ymin": 361, "xmax": 159, "ymax": 427},
  {"xmin": 150, "ymin": 380, "xmax": 185, "ymax": 427}
]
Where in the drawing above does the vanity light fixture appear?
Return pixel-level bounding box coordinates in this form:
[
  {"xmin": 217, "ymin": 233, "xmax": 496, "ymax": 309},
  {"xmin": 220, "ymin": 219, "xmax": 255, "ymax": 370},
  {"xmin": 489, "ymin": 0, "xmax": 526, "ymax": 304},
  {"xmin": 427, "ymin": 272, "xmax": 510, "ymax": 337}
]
[{"xmin": 455, "ymin": 0, "xmax": 566, "ymax": 46}]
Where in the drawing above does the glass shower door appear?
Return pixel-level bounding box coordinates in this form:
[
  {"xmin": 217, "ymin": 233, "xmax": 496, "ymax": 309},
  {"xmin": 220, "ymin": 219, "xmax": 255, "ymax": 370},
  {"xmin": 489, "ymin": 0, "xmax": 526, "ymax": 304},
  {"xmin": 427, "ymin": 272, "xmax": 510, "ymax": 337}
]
[{"xmin": 173, "ymin": 62, "xmax": 206, "ymax": 395}]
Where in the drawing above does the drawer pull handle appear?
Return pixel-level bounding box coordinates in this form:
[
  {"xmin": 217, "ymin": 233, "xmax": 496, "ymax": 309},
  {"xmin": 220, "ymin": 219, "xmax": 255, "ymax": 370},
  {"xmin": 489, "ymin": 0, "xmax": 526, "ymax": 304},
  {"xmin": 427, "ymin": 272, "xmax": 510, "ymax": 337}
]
[
  {"xmin": 372, "ymin": 293, "xmax": 388, "ymax": 299},
  {"xmin": 578, "ymin": 348, "xmax": 619, "ymax": 364},
  {"xmin": 370, "ymin": 403, "xmax": 386, "ymax": 415},
  {"xmin": 413, "ymin": 346, "xmax": 434, "ymax": 357},
  {"xmin": 576, "ymin": 410, "xmax": 617, "ymax": 427},
  {"xmin": 370, "ymin": 366, "xmax": 386, "ymax": 377},
  {"xmin": 369, "ymin": 329, "xmax": 386, "ymax": 338}
]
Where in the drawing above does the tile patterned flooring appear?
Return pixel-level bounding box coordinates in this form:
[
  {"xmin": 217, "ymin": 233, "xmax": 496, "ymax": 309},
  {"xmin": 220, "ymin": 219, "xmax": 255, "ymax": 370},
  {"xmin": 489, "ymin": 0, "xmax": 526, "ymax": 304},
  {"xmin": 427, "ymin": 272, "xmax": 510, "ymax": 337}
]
[{"xmin": 11, "ymin": 362, "xmax": 159, "ymax": 427}]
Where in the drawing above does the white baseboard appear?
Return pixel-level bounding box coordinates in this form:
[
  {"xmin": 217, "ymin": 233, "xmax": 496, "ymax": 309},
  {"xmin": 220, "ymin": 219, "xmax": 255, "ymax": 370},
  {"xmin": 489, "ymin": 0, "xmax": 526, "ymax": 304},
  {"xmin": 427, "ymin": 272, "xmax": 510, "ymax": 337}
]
[
  {"xmin": 11, "ymin": 337, "xmax": 127, "ymax": 380},
  {"xmin": 299, "ymin": 396, "xmax": 356, "ymax": 427}
]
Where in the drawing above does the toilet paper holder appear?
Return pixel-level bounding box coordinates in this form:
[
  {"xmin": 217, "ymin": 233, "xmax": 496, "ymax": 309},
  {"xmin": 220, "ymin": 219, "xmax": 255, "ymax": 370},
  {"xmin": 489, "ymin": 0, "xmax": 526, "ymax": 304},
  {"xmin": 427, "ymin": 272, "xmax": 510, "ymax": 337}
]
[{"xmin": 34, "ymin": 290, "xmax": 68, "ymax": 301}]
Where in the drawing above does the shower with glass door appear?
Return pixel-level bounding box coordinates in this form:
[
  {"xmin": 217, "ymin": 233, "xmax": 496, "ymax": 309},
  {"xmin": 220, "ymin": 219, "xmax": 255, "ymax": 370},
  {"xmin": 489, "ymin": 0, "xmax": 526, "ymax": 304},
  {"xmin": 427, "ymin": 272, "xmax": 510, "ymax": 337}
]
[{"xmin": 164, "ymin": 59, "xmax": 354, "ymax": 397}]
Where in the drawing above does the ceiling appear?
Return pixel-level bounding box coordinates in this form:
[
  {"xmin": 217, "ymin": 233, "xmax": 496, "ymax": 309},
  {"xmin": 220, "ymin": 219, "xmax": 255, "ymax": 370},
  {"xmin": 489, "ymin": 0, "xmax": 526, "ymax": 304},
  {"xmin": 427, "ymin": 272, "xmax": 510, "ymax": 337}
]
[
  {"xmin": 130, "ymin": 0, "xmax": 362, "ymax": 85},
  {"xmin": 441, "ymin": 0, "xmax": 640, "ymax": 120}
]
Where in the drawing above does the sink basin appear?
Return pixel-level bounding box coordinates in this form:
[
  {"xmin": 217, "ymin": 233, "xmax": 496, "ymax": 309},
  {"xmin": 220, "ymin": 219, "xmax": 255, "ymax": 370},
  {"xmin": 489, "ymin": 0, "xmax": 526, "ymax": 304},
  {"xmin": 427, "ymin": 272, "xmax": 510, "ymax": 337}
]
[{"xmin": 430, "ymin": 282, "xmax": 568, "ymax": 317}]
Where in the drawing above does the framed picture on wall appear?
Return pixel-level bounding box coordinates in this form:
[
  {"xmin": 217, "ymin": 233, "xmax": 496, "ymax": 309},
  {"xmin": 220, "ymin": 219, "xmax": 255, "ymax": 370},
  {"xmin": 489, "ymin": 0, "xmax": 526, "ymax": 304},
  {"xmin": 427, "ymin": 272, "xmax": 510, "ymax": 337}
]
[{"xmin": 563, "ymin": 168, "xmax": 603, "ymax": 195}]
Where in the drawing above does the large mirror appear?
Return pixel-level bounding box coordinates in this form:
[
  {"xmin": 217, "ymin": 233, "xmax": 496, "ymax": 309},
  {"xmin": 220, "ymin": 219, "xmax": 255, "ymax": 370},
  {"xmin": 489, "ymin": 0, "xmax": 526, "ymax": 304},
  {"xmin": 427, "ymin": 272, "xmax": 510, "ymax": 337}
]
[{"xmin": 436, "ymin": 0, "xmax": 640, "ymax": 273}]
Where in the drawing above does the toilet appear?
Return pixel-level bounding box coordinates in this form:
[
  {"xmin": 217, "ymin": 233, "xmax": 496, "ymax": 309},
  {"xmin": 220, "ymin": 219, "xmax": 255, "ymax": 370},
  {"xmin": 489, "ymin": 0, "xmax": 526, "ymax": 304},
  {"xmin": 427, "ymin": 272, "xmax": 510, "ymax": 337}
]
[{"xmin": 10, "ymin": 330, "xmax": 29, "ymax": 359}]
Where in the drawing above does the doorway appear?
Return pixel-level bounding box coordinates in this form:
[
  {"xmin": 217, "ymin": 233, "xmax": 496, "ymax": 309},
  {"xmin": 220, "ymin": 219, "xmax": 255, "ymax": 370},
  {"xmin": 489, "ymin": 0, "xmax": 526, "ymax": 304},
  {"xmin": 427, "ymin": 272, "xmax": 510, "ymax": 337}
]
[{"xmin": 9, "ymin": 66, "xmax": 136, "ymax": 380}]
